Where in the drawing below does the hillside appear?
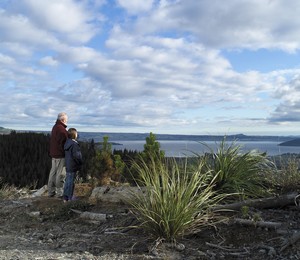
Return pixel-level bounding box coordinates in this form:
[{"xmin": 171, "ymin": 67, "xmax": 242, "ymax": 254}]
[
  {"xmin": 279, "ymin": 138, "xmax": 300, "ymax": 146},
  {"xmin": 0, "ymin": 126, "xmax": 11, "ymax": 134}
]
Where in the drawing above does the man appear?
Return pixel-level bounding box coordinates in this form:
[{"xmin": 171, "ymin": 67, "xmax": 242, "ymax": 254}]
[{"xmin": 48, "ymin": 112, "xmax": 68, "ymax": 197}]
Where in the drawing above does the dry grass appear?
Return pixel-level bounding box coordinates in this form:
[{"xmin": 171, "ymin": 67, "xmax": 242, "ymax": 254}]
[
  {"xmin": 0, "ymin": 182, "xmax": 32, "ymax": 199},
  {"xmin": 74, "ymin": 183, "xmax": 94, "ymax": 197}
]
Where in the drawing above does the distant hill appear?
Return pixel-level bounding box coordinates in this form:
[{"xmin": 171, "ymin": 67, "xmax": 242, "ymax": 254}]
[
  {"xmin": 79, "ymin": 132, "xmax": 296, "ymax": 142},
  {"xmin": 0, "ymin": 126, "xmax": 12, "ymax": 134},
  {"xmin": 1, "ymin": 128, "xmax": 298, "ymax": 143},
  {"xmin": 279, "ymin": 138, "xmax": 300, "ymax": 146}
]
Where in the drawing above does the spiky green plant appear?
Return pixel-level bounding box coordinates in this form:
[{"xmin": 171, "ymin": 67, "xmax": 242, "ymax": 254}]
[
  {"xmin": 200, "ymin": 138, "xmax": 273, "ymax": 199},
  {"xmin": 127, "ymin": 156, "xmax": 224, "ymax": 242},
  {"xmin": 241, "ymin": 206, "xmax": 250, "ymax": 219}
]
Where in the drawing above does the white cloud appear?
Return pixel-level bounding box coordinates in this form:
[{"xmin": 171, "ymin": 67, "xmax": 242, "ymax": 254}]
[
  {"xmin": 117, "ymin": 0, "xmax": 154, "ymax": 14},
  {"xmin": 0, "ymin": 53, "xmax": 15, "ymax": 65},
  {"xmin": 133, "ymin": 0, "xmax": 300, "ymax": 52},
  {"xmin": 0, "ymin": 9, "xmax": 58, "ymax": 48},
  {"xmin": 0, "ymin": 42, "xmax": 32, "ymax": 57},
  {"xmin": 39, "ymin": 56, "xmax": 59, "ymax": 66},
  {"xmin": 83, "ymin": 27, "xmax": 267, "ymax": 109},
  {"xmin": 56, "ymin": 45, "xmax": 99, "ymax": 64},
  {"xmin": 269, "ymin": 74, "xmax": 300, "ymax": 123},
  {"xmin": 10, "ymin": 0, "xmax": 99, "ymax": 44}
]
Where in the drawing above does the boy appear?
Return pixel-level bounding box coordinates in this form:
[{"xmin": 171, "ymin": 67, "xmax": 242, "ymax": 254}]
[{"xmin": 63, "ymin": 128, "xmax": 82, "ymax": 202}]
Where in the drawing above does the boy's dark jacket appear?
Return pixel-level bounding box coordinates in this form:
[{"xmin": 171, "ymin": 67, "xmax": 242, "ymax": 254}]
[{"xmin": 64, "ymin": 138, "xmax": 83, "ymax": 172}]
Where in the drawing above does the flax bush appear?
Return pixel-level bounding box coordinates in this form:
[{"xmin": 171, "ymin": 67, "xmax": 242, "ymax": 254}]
[
  {"xmin": 127, "ymin": 156, "xmax": 224, "ymax": 242},
  {"xmin": 200, "ymin": 139, "xmax": 273, "ymax": 199}
]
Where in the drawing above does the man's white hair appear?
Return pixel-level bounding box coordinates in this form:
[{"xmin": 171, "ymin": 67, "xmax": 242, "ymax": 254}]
[{"xmin": 57, "ymin": 112, "xmax": 67, "ymax": 121}]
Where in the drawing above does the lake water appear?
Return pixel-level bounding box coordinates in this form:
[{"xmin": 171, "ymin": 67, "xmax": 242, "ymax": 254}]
[
  {"xmin": 110, "ymin": 140, "xmax": 300, "ymax": 157},
  {"xmin": 78, "ymin": 132, "xmax": 300, "ymax": 157}
]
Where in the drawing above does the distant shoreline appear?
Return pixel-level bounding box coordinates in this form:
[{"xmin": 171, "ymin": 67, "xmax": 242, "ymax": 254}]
[
  {"xmin": 77, "ymin": 132, "xmax": 297, "ymax": 143},
  {"xmin": 1, "ymin": 127, "xmax": 300, "ymax": 143},
  {"xmin": 278, "ymin": 139, "xmax": 300, "ymax": 147}
]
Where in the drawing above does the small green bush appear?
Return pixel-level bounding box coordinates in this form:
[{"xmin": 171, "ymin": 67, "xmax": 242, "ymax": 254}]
[
  {"xmin": 127, "ymin": 156, "xmax": 224, "ymax": 242},
  {"xmin": 264, "ymin": 157, "xmax": 300, "ymax": 193},
  {"xmin": 200, "ymin": 138, "xmax": 273, "ymax": 199}
]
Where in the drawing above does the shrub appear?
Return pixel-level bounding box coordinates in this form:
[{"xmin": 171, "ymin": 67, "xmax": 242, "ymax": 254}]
[
  {"xmin": 127, "ymin": 156, "xmax": 224, "ymax": 242},
  {"xmin": 141, "ymin": 132, "xmax": 165, "ymax": 164},
  {"xmin": 264, "ymin": 156, "xmax": 300, "ymax": 193},
  {"xmin": 88, "ymin": 136, "xmax": 115, "ymax": 186},
  {"xmin": 200, "ymin": 138, "xmax": 273, "ymax": 199}
]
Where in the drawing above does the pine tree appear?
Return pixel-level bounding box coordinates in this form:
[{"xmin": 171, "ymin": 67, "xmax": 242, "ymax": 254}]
[
  {"xmin": 141, "ymin": 132, "xmax": 165, "ymax": 164},
  {"xmin": 88, "ymin": 136, "xmax": 115, "ymax": 186}
]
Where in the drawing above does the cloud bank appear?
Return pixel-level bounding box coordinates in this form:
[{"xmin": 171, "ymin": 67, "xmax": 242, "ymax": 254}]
[{"xmin": 1, "ymin": 0, "xmax": 300, "ymax": 135}]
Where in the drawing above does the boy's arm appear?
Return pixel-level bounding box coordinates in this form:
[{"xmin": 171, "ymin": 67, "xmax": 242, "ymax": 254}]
[{"xmin": 72, "ymin": 143, "xmax": 83, "ymax": 166}]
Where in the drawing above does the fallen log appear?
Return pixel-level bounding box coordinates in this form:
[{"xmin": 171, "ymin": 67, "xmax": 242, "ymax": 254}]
[
  {"xmin": 234, "ymin": 218, "xmax": 282, "ymax": 229},
  {"xmin": 80, "ymin": 211, "xmax": 107, "ymax": 222},
  {"xmin": 71, "ymin": 209, "xmax": 107, "ymax": 222},
  {"xmin": 213, "ymin": 192, "xmax": 299, "ymax": 211}
]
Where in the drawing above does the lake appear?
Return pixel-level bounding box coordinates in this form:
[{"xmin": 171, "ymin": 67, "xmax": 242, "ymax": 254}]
[
  {"xmin": 110, "ymin": 140, "xmax": 300, "ymax": 157},
  {"xmin": 78, "ymin": 132, "xmax": 300, "ymax": 157}
]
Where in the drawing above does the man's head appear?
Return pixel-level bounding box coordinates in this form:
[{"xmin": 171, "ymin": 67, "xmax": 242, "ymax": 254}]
[{"xmin": 57, "ymin": 112, "xmax": 68, "ymax": 124}]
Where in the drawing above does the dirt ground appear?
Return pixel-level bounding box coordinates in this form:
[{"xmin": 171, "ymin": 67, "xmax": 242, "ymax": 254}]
[{"xmin": 0, "ymin": 185, "xmax": 300, "ymax": 260}]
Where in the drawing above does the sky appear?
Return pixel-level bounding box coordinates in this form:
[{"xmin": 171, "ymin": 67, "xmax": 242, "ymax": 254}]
[{"xmin": 1, "ymin": 0, "xmax": 300, "ymax": 136}]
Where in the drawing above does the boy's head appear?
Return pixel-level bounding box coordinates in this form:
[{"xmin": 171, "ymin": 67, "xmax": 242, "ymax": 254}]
[{"xmin": 68, "ymin": 128, "xmax": 78, "ymax": 139}]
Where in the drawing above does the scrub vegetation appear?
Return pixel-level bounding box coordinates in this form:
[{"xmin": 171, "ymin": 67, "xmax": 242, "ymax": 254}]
[{"xmin": 1, "ymin": 131, "xmax": 300, "ymax": 250}]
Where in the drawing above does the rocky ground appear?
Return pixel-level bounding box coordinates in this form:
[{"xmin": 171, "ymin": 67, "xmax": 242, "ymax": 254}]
[{"xmin": 0, "ymin": 185, "xmax": 300, "ymax": 259}]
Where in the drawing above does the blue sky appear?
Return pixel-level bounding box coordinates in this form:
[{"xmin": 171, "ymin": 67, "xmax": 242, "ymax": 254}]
[{"xmin": 1, "ymin": 0, "xmax": 300, "ymax": 135}]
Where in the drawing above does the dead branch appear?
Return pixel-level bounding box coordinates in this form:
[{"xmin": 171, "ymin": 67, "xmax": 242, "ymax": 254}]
[
  {"xmin": 206, "ymin": 242, "xmax": 249, "ymax": 257},
  {"xmin": 70, "ymin": 209, "xmax": 82, "ymax": 214},
  {"xmin": 104, "ymin": 226, "xmax": 137, "ymax": 234},
  {"xmin": 206, "ymin": 242, "xmax": 244, "ymax": 252},
  {"xmin": 295, "ymin": 194, "xmax": 300, "ymax": 206},
  {"xmin": 70, "ymin": 209, "xmax": 107, "ymax": 222},
  {"xmin": 234, "ymin": 218, "xmax": 282, "ymax": 229},
  {"xmin": 280, "ymin": 231, "xmax": 300, "ymax": 252},
  {"xmin": 104, "ymin": 231, "xmax": 127, "ymax": 235},
  {"xmin": 213, "ymin": 192, "xmax": 299, "ymax": 211}
]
